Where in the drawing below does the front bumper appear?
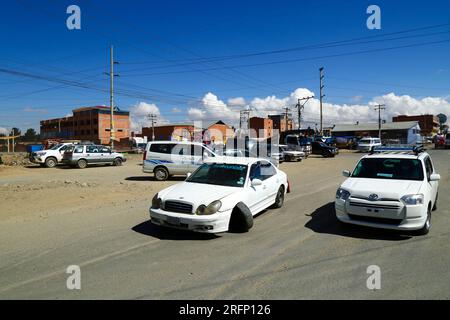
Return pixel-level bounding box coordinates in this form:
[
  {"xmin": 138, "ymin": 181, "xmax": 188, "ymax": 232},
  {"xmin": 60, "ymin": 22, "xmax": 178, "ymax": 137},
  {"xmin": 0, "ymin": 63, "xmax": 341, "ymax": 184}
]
[
  {"xmin": 149, "ymin": 208, "xmax": 232, "ymax": 233},
  {"xmin": 29, "ymin": 155, "xmax": 45, "ymax": 164},
  {"xmin": 335, "ymin": 199, "xmax": 427, "ymax": 231}
]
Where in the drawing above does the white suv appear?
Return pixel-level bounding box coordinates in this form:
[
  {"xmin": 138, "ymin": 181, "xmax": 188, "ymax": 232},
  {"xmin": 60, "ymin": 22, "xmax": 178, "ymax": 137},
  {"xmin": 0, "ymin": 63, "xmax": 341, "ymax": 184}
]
[
  {"xmin": 357, "ymin": 137, "xmax": 381, "ymax": 152},
  {"xmin": 29, "ymin": 143, "xmax": 73, "ymax": 168},
  {"xmin": 335, "ymin": 146, "xmax": 440, "ymax": 235}
]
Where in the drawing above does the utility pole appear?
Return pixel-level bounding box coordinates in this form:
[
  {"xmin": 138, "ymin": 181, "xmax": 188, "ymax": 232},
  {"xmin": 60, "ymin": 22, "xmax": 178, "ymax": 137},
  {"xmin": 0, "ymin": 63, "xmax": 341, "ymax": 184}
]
[
  {"xmin": 106, "ymin": 45, "xmax": 119, "ymax": 149},
  {"xmin": 295, "ymin": 96, "xmax": 314, "ymax": 130},
  {"xmin": 148, "ymin": 114, "xmax": 157, "ymax": 141},
  {"xmin": 283, "ymin": 107, "xmax": 290, "ymax": 131},
  {"xmin": 374, "ymin": 104, "xmax": 386, "ymax": 139},
  {"xmin": 319, "ymin": 67, "xmax": 325, "ymax": 134}
]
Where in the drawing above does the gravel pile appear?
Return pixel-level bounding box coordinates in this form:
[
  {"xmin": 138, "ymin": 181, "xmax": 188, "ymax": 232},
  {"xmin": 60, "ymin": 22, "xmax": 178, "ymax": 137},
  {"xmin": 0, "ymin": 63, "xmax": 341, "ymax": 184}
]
[{"xmin": 0, "ymin": 153, "xmax": 32, "ymax": 166}]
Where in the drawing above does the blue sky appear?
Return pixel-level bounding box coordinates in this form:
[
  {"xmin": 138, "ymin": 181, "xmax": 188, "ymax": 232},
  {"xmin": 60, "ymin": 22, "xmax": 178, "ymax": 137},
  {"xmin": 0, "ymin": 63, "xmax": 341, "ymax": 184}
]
[{"xmin": 0, "ymin": 0, "xmax": 449, "ymax": 132}]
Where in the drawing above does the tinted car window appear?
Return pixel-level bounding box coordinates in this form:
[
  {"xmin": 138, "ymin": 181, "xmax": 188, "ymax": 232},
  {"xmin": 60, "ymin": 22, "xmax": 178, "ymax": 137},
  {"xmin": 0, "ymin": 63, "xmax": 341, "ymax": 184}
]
[
  {"xmin": 424, "ymin": 157, "xmax": 433, "ymax": 179},
  {"xmin": 86, "ymin": 146, "xmax": 100, "ymax": 153},
  {"xmin": 259, "ymin": 161, "xmax": 277, "ymax": 180},
  {"xmin": 150, "ymin": 143, "xmax": 174, "ymax": 154},
  {"xmin": 74, "ymin": 146, "xmax": 84, "ymax": 153},
  {"xmin": 186, "ymin": 163, "xmax": 248, "ymax": 187},
  {"xmin": 352, "ymin": 158, "xmax": 424, "ymax": 181},
  {"xmin": 100, "ymin": 147, "xmax": 110, "ymax": 153},
  {"xmin": 249, "ymin": 162, "xmax": 262, "ymax": 180}
]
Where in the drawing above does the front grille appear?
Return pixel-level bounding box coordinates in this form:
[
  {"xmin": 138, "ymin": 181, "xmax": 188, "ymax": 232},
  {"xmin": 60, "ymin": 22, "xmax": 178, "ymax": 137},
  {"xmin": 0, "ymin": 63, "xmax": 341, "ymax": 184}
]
[
  {"xmin": 163, "ymin": 201, "xmax": 193, "ymax": 214},
  {"xmin": 348, "ymin": 214, "xmax": 402, "ymax": 225},
  {"xmin": 349, "ymin": 201, "xmax": 400, "ymax": 210}
]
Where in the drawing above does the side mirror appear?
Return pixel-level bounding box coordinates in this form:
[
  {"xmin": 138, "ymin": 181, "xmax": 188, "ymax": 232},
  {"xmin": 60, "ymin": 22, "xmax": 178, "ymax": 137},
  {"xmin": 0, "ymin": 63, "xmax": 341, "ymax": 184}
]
[
  {"xmin": 251, "ymin": 178, "xmax": 263, "ymax": 187},
  {"xmin": 429, "ymin": 173, "xmax": 441, "ymax": 181},
  {"xmin": 186, "ymin": 172, "xmax": 192, "ymax": 178},
  {"xmin": 342, "ymin": 170, "xmax": 351, "ymax": 177}
]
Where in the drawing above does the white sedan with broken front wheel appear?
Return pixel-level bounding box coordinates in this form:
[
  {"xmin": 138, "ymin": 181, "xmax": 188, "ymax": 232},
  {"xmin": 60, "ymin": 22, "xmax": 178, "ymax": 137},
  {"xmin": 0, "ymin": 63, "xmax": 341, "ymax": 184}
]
[{"xmin": 149, "ymin": 156, "xmax": 289, "ymax": 233}]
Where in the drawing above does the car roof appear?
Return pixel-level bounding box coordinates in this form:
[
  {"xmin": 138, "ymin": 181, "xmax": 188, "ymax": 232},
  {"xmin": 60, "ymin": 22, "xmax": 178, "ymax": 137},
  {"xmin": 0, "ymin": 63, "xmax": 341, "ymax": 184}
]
[
  {"xmin": 204, "ymin": 156, "xmax": 270, "ymax": 166},
  {"xmin": 149, "ymin": 140, "xmax": 204, "ymax": 145},
  {"xmin": 362, "ymin": 152, "xmax": 429, "ymax": 160}
]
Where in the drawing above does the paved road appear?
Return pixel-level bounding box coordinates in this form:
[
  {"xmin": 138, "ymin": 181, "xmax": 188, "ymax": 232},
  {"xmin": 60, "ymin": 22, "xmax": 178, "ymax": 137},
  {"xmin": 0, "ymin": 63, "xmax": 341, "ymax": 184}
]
[{"xmin": 0, "ymin": 150, "xmax": 449, "ymax": 299}]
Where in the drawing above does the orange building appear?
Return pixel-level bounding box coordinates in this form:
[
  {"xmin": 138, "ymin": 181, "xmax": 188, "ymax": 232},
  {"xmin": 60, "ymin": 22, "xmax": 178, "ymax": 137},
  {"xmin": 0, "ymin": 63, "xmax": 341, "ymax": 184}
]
[
  {"xmin": 205, "ymin": 121, "xmax": 235, "ymax": 144},
  {"xmin": 249, "ymin": 117, "xmax": 273, "ymax": 138},
  {"xmin": 142, "ymin": 124, "xmax": 195, "ymax": 141},
  {"xmin": 392, "ymin": 114, "xmax": 440, "ymax": 136},
  {"xmin": 40, "ymin": 106, "xmax": 130, "ymax": 145}
]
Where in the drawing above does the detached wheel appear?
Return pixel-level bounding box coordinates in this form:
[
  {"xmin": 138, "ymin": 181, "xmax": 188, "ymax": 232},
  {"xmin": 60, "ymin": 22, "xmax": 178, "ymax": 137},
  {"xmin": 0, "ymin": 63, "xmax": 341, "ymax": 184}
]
[
  {"xmin": 416, "ymin": 208, "xmax": 431, "ymax": 236},
  {"xmin": 154, "ymin": 167, "xmax": 169, "ymax": 181},
  {"xmin": 113, "ymin": 158, "xmax": 123, "ymax": 166},
  {"xmin": 45, "ymin": 157, "xmax": 57, "ymax": 168},
  {"xmin": 229, "ymin": 203, "xmax": 253, "ymax": 233},
  {"xmin": 77, "ymin": 159, "xmax": 88, "ymax": 169},
  {"xmin": 271, "ymin": 186, "xmax": 285, "ymax": 209}
]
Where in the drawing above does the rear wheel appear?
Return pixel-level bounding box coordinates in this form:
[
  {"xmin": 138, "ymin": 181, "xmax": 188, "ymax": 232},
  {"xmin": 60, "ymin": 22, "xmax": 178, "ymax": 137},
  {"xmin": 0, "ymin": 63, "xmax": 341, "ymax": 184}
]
[
  {"xmin": 271, "ymin": 186, "xmax": 285, "ymax": 209},
  {"xmin": 45, "ymin": 157, "xmax": 57, "ymax": 168},
  {"xmin": 113, "ymin": 157, "xmax": 123, "ymax": 166},
  {"xmin": 77, "ymin": 159, "xmax": 88, "ymax": 169},
  {"xmin": 154, "ymin": 167, "xmax": 169, "ymax": 181}
]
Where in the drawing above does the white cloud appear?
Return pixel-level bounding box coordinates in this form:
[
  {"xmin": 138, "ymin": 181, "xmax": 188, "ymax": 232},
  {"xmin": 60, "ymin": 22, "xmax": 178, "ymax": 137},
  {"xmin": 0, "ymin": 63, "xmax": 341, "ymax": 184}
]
[
  {"xmin": 194, "ymin": 89, "xmax": 450, "ymax": 128},
  {"xmin": 171, "ymin": 107, "xmax": 182, "ymax": 113},
  {"xmin": 227, "ymin": 97, "xmax": 246, "ymax": 107},
  {"xmin": 129, "ymin": 102, "xmax": 166, "ymax": 133},
  {"xmin": 188, "ymin": 92, "xmax": 240, "ymax": 125},
  {"xmin": 0, "ymin": 127, "xmax": 9, "ymax": 135}
]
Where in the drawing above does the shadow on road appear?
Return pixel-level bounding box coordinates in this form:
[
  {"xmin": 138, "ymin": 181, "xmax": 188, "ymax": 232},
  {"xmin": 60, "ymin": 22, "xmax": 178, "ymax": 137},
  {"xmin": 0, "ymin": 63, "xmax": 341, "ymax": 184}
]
[
  {"xmin": 132, "ymin": 220, "xmax": 220, "ymax": 240},
  {"xmin": 305, "ymin": 202, "xmax": 412, "ymax": 241},
  {"xmin": 125, "ymin": 176, "xmax": 185, "ymax": 182}
]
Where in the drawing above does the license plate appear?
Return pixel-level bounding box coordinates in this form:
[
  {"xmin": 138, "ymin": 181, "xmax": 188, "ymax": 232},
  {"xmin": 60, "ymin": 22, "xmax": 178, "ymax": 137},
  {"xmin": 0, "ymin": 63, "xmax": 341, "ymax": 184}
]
[{"xmin": 166, "ymin": 216, "xmax": 181, "ymax": 226}]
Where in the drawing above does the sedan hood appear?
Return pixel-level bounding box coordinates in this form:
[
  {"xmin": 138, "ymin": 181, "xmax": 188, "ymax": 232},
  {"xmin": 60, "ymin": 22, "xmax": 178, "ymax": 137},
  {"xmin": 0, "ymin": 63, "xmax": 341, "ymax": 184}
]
[
  {"xmin": 159, "ymin": 182, "xmax": 239, "ymax": 209},
  {"xmin": 341, "ymin": 178, "xmax": 423, "ymax": 199}
]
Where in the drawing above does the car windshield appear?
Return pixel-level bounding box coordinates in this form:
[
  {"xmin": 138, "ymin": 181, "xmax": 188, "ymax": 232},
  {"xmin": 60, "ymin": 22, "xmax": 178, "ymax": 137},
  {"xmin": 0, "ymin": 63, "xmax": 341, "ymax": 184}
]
[
  {"xmin": 359, "ymin": 139, "xmax": 372, "ymax": 144},
  {"xmin": 352, "ymin": 158, "xmax": 424, "ymax": 181},
  {"xmin": 50, "ymin": 144, "xmax": 63, "ymax": 150},
  {"xmin": 186, "ymin": 163, "xmax": 248, "ymax": 187}
]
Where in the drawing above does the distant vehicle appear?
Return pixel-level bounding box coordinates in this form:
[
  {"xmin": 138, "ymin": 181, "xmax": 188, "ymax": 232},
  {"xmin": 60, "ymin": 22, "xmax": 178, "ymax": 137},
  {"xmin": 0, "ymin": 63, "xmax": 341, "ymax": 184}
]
[
  {"xmin": 143, "ymin": 141, "xmax": 217, "ymax": 181},
  {"xmin": 311, "ymin": 141, "xmax": 339, "ymax": 157},
  {"xmin": 29, "ymin": 143, "xmax": 74, "ymax": 168},
  {"xmin": 62, "ymin": 144, "xmax": 126, "ymax": 169},
  {"xmin": 357, "ymin": 137, "xmax": 382, "ymax": 152},
  {"xmin": 149, "ymin": 156, "xmax": 289, "ymax": 233},
  {"xmin": 279, "ymin": 145, "xmax": 305, "ymax": 162},
  {"xmin": 446, "ymin": 133, "xmax": 450, "ymax": 149},
  {"xmin": 216, "ymin": 148, "xmax": 279, "ymax": 166},
  {"xmin": 335, "ymin": 146, "xmax": 440, "ymax": 235},
  {"xmin": 285, "ymin": 134, "xmax": 312, "ymax": 157}
]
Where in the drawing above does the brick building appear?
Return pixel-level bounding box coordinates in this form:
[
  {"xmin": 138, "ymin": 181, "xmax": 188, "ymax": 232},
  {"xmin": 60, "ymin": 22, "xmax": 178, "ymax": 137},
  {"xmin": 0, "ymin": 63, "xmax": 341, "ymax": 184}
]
[
  {"xmin": 204, "ymin": 121, "xmax": 235, "ymax": 144},
  {"xmin": 392, "ymin": 114, "xmax": 440, "ymax": 136},
  {"xmin": 249, "ymin": 117, "xmax": 273, "ymax": 138},
  {"xmin": 268, "ymin": 114, "xmax": 294, "ymax": 132},
  {"xmin": 40, "ymin": 106, "xmax": 130, "ymax": 145},
  {"xmin": 142, "ymin": 124, "xmax": 195, "ymax": 141}
]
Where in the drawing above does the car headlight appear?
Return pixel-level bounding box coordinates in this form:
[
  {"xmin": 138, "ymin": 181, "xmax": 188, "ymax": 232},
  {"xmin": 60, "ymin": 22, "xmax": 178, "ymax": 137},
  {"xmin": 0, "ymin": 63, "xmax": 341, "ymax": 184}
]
[
  {"xmin": 37, "ymin": 152, "xmax": 46, "ymax": 156},
  {"xmin": 196, "ymin": 200, "xmax": 222, "ymax": 215},
  {"xmin": 401, "ymin": 194, "xmax": 424, "ymax": 205},
  {"xmin": 151, "ymin": 193, "xmax": 162, "ymax": 209},
  {"xmin": 336, "ymin": 188, "xmax": 351, "ymax": 200}
]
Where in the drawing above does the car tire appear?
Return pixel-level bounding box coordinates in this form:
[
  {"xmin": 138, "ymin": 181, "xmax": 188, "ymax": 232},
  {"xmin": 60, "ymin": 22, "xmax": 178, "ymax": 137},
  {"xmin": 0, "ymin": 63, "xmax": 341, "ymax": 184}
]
[
  {"xmin": 154, "ymin": 166, "xmax": 169, "ymax": 181},
  {"xmin": 271, "ymin": 186, "xmax": 285, "ymax": 209},
  {"xmin": 113, "ymin": 158, "xmax": 123, "ymax": 166},
  {"xmin": 77, "ymin": 159, "xmax": 88, "ymax": 169},
  {"xmin": 432, "ymin": 193, "xmax": 438, "ymax": 211},
  {"xmin": 45, "ymin": 157, "xmax": 57, "ymax": 168},
  {"xmin": 416, "ymin": 208, "xmax": 431, "ymax": 236},
  {"xmin": 229, "ymin": 202, "xmax": 253, "ymax": 233}
]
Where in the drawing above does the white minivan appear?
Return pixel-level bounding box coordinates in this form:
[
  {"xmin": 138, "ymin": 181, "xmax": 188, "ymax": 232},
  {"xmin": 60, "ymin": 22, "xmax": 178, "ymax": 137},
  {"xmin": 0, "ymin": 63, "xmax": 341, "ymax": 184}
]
[
  {"xmin": 357, "ymin": 137, "xmax": 381, "ymax": 152},
  {"xmin": 143, "ymin": 141, "xmax": 217, "ymax": 181}
]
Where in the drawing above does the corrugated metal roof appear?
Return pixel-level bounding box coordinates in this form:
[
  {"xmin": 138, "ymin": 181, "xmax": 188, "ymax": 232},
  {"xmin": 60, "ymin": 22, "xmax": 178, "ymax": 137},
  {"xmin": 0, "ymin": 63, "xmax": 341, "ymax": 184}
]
[{"xmin": 332, "ymin": 121, "xmax": 419, "ymax": 132}]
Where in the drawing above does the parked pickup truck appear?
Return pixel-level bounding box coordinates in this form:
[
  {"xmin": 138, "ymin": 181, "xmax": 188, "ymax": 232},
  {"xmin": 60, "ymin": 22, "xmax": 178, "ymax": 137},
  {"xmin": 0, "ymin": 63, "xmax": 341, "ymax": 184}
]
[{"xmin": 29, "ymin": 143, "xmax": 74, "ymax": 168}]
